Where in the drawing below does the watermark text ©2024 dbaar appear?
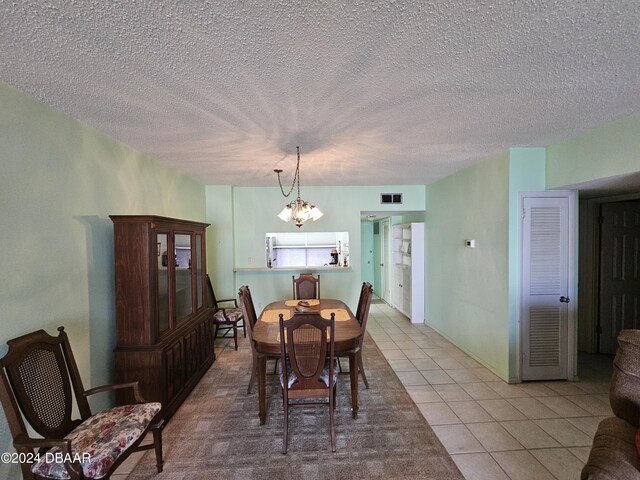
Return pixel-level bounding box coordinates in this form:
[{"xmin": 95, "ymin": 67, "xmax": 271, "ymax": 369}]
[{"xmin": 2, "ymin": 451, "xmax": 91, "ymax": 464}]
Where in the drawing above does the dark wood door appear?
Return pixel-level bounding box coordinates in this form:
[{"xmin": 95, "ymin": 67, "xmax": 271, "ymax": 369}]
[{"xmin": 598, "ymin": 200, "xmax": 640, "ymax": 354}]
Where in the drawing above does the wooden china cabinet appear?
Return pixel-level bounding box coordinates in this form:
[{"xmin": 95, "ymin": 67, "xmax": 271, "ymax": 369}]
[{"xmin": 110, "ymin": 215, "xmax": 214, "ymax": 420}]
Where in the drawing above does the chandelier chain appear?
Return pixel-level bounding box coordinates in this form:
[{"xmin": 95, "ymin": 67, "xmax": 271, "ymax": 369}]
[{"xmin": 275, "ymin": 146, "xmax": 302, "ymax": 199}]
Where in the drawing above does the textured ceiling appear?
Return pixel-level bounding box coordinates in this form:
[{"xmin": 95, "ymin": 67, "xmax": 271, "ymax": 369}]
[{"xmin": 1, "ymin": 1, "xmax": 639, "ymax": 187}]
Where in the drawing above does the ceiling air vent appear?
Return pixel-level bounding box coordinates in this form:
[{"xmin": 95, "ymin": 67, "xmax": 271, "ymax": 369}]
[{"xmin": 380, "ymin": 193, "xmax": 402, "ymax": 204}]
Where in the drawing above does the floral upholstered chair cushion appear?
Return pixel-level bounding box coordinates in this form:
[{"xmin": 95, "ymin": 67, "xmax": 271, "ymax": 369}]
[
  {"xmin": 31, "ymin": 402, "xmax": 161, "ymax": 479},
  {"xmin": 212, "ymin": 308, "xmax": 243, "ymax": 323}
]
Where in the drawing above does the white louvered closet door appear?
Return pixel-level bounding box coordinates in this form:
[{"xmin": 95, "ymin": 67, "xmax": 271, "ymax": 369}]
[{"xmin": 521, "ymin": 196, "xmax": 570, "ymax": 381}]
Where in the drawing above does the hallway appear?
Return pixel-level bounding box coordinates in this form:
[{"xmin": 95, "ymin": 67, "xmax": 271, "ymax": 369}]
[{"xmin": 367, "ymin": 300, "xmax": 612, "ymax": 480}]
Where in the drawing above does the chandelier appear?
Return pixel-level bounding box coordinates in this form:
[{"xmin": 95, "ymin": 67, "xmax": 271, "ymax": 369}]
[{"xmin": 274, "ymin": 146, "xmax": 323, "ymax": 227}]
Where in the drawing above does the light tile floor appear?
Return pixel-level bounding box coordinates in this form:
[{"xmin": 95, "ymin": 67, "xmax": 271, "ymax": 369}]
[
  {"xmin": 366, "ymin": 300, "xmax": 613, "ymax": 480},
  {"xmin": 114, "ymin": 299, "xmax": 613, "ymax": 479}
]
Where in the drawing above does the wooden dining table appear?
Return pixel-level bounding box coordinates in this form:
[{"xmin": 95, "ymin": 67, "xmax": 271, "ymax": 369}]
[{"xmin": 252, "ymin": 298, "xmax": 362, "ymax": 425}]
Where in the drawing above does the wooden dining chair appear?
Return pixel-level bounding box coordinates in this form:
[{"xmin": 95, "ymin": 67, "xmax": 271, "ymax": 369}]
[
  {"xmin": 0, "ymin": 326, "xmax": 163, "ymax": 480},
  {"xmin": 278, "ymin": 311, "xmax": 337, "ymax": 453},
  {"xmin": 292, "ymin": 273, "xmax": 320, "ymax": 300},
  {"xmin": 238, "ymin": 285, "xmax": 259, "ymax": 394},
  {"xmin": 207, "ymin": 274, "xmax": 245, "ymax": 350},
  {"xmin": 338, "ymin": 282, "xmax": 373, "ymax": 389}
]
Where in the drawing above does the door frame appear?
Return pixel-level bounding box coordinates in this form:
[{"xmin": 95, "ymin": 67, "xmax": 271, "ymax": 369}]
[
  {"xmin": 360, "ymin": 221, "xmax": 375, "ymax": 289},
  {"xmin": 380, "ymin": 218, "xmax": 391, "ymax": 303},
  {"xmin": 519, "ymin": 191, "xmax": 577, "ymax": 381}
]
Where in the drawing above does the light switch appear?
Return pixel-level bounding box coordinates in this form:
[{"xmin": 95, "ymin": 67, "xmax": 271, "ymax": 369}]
[{"xmin": 465, "ymin": 239, "xmax": 476, "ymax": 248}]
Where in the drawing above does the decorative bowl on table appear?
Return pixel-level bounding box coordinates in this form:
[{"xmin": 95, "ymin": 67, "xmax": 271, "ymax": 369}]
[{"xmin": 295, "ymin": 300, "xmax": 317, "ymax": 312}]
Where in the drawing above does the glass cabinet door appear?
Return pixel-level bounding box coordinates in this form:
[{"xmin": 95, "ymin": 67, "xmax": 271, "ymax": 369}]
[
  {"xmin": 175, "ymin": 233, "xmax": 193, "ymax": 321},
  {"xmin": 157, "ymin": 233, "xmax": 170, "ymax": 334},
  {"xmin": 195, "ymin": 234, "xmax": 203, "ymax": 309}
]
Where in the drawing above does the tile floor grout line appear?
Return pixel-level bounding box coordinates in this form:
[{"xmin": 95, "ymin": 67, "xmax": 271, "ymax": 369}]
[{"xmin": 366, "ymin": 301, "xmax": 611, "ymax": 480}]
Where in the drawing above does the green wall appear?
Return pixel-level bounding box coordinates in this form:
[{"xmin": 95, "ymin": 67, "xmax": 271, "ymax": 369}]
[
  {"xmin": 423, "ymin": 148, "xmax": 547, "ymax": 382},
  {"xmin": 0, "ymin": 82, "xmax": 205, "ymax": 479},
  {"xmin": 205, "ymin": 185, "xmax": 426, "ymax": 314},
  {"xmin": 205, "ymin": 185, "xmax": 235, "ymax": 299},
  {"xmin": 547, "ymin": 113, "xmax": 640, "ymax": 188},
  {"xmin": 398, "ymin": 212, "xmax": 427, "ymax": 224},
  {"xmin": 426, "ymin": 152, "xmax": 511, "ymax": 379},
  {"xmin": 507, "ymin": 148, "xmax": 546, "ymax": 381}
]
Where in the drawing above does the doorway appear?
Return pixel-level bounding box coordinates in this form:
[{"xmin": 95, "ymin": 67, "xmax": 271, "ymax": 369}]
[
  {"xmin": 579, "ymin": 193, "xmax": 640, "ymax": 356},
  {"xmin": 596, "ymin": 199, "xmax": 640, "ymax": 353}
]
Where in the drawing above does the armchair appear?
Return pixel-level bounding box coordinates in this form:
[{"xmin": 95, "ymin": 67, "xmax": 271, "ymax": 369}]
[
  {"xmin": 207, "ymin": 274, "xmax": 245, "ymax": 350},
  {"xmin": 0, "ymin": 326, "xmax": 163, "ymax": 479}
]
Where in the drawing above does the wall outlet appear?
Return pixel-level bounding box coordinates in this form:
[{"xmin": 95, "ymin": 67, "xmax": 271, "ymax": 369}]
[{"xmin": 248, "ymin": 256, "xmax": 254, "ymax": 265}]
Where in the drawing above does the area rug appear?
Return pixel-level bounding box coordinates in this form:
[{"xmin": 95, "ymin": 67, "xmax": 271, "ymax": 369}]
[{"xmin": 129, "ymin": 335, "xmax": 464, "ymax": 480}]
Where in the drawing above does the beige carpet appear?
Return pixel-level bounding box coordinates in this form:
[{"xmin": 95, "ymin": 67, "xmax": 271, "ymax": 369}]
[{"xmin": 129, "ymin": 334, "xmax": 464, "ymax": 479}]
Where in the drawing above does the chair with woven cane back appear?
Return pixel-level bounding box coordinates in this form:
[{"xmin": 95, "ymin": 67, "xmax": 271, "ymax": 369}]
[
  {"xmin": 0, "ymin": 326, "xmax": 163, "ymax": 480},
  {"xmin": 292, "ymin": 273, "xmax": 320, "ymax": 300},
  {"xmin": 238, "ymin": 285, "xmax": 259, "ymax": 394},
  {"xmin": 278, "ymin": 311, "xmax": 337, "ymax": 453}
]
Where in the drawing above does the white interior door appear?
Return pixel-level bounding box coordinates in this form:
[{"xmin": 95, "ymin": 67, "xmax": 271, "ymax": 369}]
[{"xmin": 521, "ymin": 194, "xmax": 574, "ymax": 381}]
